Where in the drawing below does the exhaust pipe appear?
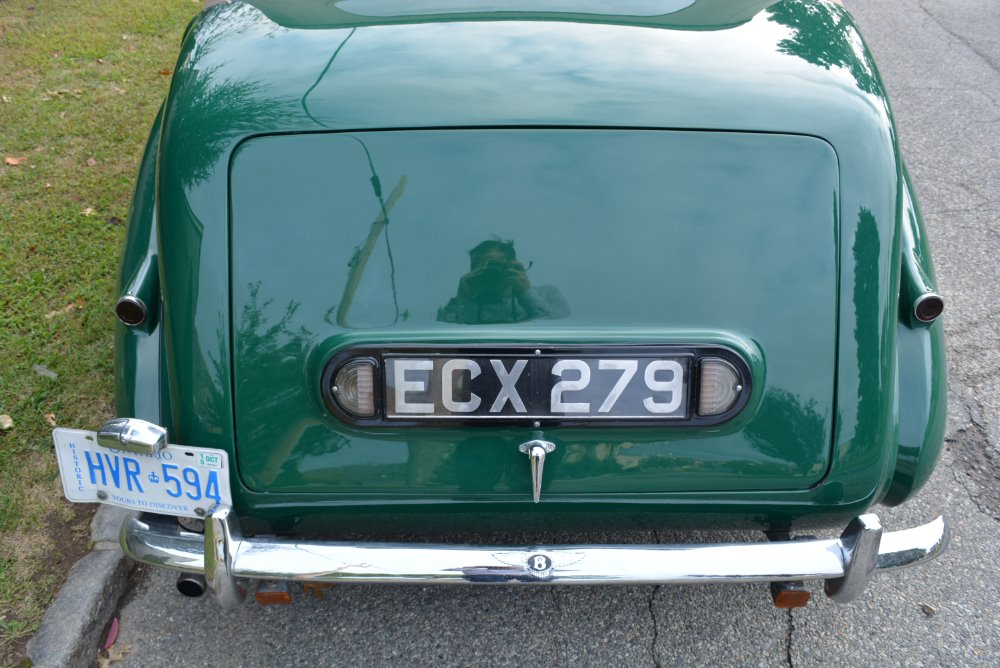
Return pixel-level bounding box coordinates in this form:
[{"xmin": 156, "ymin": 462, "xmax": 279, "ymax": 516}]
[{"xmin": 176, "ymin": 573, "xmax": 207, "ymax": 598}]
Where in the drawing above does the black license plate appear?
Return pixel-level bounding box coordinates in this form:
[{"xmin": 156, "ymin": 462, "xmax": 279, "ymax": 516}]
[{"xmin": 384, "ymin": 351, "xmax": 690, "ymax": 421}]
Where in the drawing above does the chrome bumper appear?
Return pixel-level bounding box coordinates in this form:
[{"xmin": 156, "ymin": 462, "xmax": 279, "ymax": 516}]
[{"xmin": 120, "ymin": 507, "xmax": 949, "ymax": 609}]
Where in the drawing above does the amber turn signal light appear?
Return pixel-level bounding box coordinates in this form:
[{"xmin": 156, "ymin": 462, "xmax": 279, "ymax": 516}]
[
  {"xmin": 255, "ymin": 590, "xmax": 292, "ymax": 605},
  {"xmin": 770, "ymin": 581, "xmax": 811, "ymax": 608},
  {"xmin": 255, "ymin": 581, "xmax": 292, "ymax": 605},
  {"xmin": 303, "ymin": 582, "xmax": 335, "ymax": 599}
]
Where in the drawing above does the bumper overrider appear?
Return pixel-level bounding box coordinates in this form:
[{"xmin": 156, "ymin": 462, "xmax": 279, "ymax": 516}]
[{"xmin": 121, "ymin": 506, "xmax": 949, "ymax": 609}]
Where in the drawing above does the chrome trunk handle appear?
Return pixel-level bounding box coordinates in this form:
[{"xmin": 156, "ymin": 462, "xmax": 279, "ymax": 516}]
[{"xmin": 518, "ymin": 439, "xmax": 556, "ymax": 503}]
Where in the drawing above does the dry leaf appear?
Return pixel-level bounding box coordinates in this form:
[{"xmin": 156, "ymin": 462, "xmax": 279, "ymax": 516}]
[
  {"xmin": 0, "ymin": 415, "xmax": 12, "ymax": 431},
  {"xmin": 158, "ymin": 69, "xmax": 173, "ymax": 76},
  {"xmin": 86, "ymin": 157, "xmax": 97, "ymax": 167},
  {"xmin": 1, "ymin": 95, "xmax": 11, "ymax": 103},
  {"xmin": 111, "ymin": 86, "xmax": 126, "ymax": 95},
  {"xmin": 97, "ymin": 642, "xmax": 133, "ymax": 668},
  {"xmin": 5, "ymin": 156, "xmax": 26, "ymax": 166},
  {"xmin": 82, "ymin": 207, "xmax": 96, "ymax": 216},
  {"xmin": 44, "ymin": 413, "xmax": 57, "ymax": 427},
  {"xmin": 42, "ymin": 88, "xmax": 78, "ymax": 100},
  {"xmin": 45, "ymin": 300, "xmax": 83, "ymax": 319}
]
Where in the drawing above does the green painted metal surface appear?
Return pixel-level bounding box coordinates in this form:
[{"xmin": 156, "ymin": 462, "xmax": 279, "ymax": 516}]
[
  {"xmin": 884, "ymin": 166, "xmax": 947, "ymax": 505},
  {"xmin": 115, "ymin": 105, "xmax": 164, "ymax": 425},
  {"xmin": 109, "ymin": 0, "xmax": 946, "ymax": 532},
  {"xmin": 230, "ymin": 129, "xmax": 838, "ymax": 495}
]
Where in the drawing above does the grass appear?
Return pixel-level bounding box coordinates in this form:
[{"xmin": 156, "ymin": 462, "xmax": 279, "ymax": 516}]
[{"xmin": 0, "ymin": 1, "xmax": 198, "ymax": 663}]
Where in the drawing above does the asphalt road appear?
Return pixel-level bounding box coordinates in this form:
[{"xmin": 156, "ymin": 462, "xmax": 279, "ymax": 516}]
[{"xmin": 109, "ymin": 1, "xmax": 1000, "ymax": 665}]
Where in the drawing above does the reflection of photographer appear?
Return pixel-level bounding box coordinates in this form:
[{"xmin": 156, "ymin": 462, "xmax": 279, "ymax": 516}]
[{"xmin": 438, "ymin": 239, "xmax": 569, "ymax": 324}]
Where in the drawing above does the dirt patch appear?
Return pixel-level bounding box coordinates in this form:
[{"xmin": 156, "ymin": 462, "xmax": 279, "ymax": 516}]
[
  {"xmin": 43, "ymin": 504, "xmax": 95, "ymax": 574},
  {"xmin": 2, "ymin": 503, "xmax": 94, "ymax": 667}
]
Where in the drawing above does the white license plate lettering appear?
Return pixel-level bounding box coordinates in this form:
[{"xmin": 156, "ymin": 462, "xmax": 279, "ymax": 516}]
[
  {"xmin": 643, "ymin": 360, "xmax": 684, "ymax": 414},
  {"xmin": 393, "ymin": 359, "xmax": 435, "ymax": 414},
  {"xmin": 551, "ymin": 359, "xmax": 591, "ymax": 413},
  {"xmin": 489, "ymin": 359, "xmax": 528, "ymax": 413},
  {"xmin": 384, "ymin": 354, "xmax": 688, "ymax": 420},
  {"xmin": 597, "ymin": 359, "xmax": 639, "ymax": 413},
  {"xmin": 441, "ymin": 358, "xmax": 482, "ymax": 413}
]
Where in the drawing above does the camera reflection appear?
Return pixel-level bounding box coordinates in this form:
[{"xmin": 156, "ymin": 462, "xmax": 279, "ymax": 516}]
[{"xmin": 437, "ymin": 238, "xmax": 569, "ymax": 324}]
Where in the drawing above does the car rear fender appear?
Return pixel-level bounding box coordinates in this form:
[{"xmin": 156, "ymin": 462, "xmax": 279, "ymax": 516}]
[
  {"xmin": 114, "ymin": 104, "xmax": 171, "ymax": 428},
  {"xmin": 883, "ymin": 165, "xmax": 947, "ymax": 506}
]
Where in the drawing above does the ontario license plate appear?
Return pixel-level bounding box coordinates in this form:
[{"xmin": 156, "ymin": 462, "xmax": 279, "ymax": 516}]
[{"xmin": 52, "ymin": 428, "xmax": 231, "ymax": 518}]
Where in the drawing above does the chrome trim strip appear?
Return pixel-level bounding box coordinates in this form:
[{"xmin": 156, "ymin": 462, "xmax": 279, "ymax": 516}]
[{"xmin": 120, "ymin": 513, "xmax": 949, "ymax": 605}]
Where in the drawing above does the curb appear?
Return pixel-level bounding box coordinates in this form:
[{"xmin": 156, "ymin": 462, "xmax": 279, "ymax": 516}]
[{"xmin": 26, "ymin": 506, "xmax": 137, "ymax": 668}]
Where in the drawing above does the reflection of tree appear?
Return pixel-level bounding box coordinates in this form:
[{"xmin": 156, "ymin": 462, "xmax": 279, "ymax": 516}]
[
  {"xmin": 746, "ymin": 388, "xmax": 826, "ymax": 464},
  {"xmin": 236, "ymin": 282, "xmax": 346, "ymax": 486},
  {"xmin": 236, "ymin": 282, "xmax": 308, "ymax": 361},
  {"xmin": 852, "ymin": 207, "xmax": 881, "ymax": 441},
  {"xmin": 236, "ymin": 283, "xmax": 310, "ymax": 441},
  {"xmin": 768, "ymin": 1, "xmax": 878, "ymax": 95},
  {"xmin": 168, "ymin": 3, "xmax": 296, "ymax": 186},
  {"xmin": 166, "ymin": 69, "xmax": 297, "ymax": 187}
]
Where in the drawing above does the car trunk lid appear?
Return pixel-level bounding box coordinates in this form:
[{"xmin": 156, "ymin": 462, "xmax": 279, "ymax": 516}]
[{"xmin": 229, "ymin": 129, "xmax": 838, "ymax": 496}]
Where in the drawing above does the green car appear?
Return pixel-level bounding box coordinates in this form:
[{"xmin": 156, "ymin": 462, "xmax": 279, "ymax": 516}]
[{"xmin": 53, "ymin": 0, "xmax": 949, "ymax": 609}]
